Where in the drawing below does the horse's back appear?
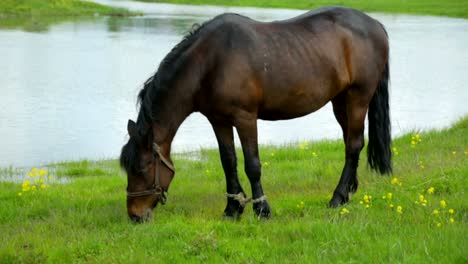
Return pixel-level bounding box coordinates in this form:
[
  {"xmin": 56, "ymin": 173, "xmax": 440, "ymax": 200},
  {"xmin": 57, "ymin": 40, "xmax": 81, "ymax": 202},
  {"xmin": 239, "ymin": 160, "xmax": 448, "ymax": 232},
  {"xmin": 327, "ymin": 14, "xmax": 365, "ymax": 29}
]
[{"xmin": 197, "ymin": 7, "xmax": 388, "ymax": 120}]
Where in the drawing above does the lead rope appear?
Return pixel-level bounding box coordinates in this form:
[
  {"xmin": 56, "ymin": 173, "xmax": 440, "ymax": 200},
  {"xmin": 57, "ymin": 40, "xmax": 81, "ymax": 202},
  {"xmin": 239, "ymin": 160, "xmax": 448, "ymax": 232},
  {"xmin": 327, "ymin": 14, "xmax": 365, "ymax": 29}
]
[{"xmin": 226, "ymin": 193, "xmax": 267, "ymax": 207}]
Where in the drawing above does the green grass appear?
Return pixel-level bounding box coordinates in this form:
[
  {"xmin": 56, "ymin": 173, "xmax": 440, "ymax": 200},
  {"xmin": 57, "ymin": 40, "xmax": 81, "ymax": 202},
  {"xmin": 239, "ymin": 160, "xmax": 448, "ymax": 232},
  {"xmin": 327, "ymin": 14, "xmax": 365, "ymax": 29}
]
[
  {"xmin": 137, "ymin": 0, "xmax": 468, "ymax": 19},
  {"xmin": 0, "ymin": 0, "xmax": 137, "ymax": 17},
  {"xmin": 0, "ymin": 0, "xmax": 140, "ymax": 32},
  {"xmin": 0, "ymin": 117, "xmax": 467, "ymax": 263}
]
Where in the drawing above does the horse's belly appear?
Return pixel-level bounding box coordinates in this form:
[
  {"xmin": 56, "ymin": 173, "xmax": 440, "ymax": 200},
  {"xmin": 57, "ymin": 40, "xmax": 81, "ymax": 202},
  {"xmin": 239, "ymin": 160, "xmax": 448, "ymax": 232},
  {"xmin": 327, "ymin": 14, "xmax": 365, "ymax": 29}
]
[{"xmin": 258, "ymin": 98, "xmax": 327, "ymax": 120}]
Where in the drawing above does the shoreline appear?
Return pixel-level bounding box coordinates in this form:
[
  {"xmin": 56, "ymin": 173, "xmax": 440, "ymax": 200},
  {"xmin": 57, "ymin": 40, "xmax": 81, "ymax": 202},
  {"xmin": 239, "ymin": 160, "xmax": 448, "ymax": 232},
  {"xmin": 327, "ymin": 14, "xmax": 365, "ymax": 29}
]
[{"xmin": 0, "ymin": 116, "xmax": 466, "ymax": 171}]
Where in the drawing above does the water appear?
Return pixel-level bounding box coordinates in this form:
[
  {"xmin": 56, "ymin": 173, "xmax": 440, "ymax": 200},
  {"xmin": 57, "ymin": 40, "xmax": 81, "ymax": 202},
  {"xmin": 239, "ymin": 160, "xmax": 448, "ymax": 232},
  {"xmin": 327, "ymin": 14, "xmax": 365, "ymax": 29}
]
[{"xmin": 1, "ymin": 2, "xmax": 467, "ymax": 167}]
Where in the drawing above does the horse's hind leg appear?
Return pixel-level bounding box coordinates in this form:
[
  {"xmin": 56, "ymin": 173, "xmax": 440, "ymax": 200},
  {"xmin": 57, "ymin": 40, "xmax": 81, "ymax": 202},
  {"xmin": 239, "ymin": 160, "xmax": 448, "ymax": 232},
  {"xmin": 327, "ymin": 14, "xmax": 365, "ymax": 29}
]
[
  {"xmin": 332, "ymin": 92, "xmax": 349, "ymax": 144},
  {"xmin": 210, "ymin": 120, "xmax": 246, "ymax": 218},
  {"xmin": 235, "ymin": 117, "xmax": 271, "ymax": 218},
  {"xmin": 329, "ymin": 89, "xmax": 368, "ymax": 207}
]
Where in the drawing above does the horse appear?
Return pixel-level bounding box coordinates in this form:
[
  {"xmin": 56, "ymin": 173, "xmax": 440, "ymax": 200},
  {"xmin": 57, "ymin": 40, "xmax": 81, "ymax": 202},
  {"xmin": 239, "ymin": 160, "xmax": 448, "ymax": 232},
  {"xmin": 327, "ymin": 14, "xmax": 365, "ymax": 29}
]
[{"xmin": 120, "ymin": 6, "xmax": 391, "ymax": 223}]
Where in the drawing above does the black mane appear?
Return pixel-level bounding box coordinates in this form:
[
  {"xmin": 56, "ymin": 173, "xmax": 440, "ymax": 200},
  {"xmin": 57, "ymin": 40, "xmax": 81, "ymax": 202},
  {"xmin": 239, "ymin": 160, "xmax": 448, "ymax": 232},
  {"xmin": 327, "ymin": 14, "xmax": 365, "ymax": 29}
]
[
  {"xmin": 138, "ymin": 22, "xmax": 208, "ymax": 133},
  {"xmin": 120, "ymin": 21, "xmax": 209, "ymax": 173}
]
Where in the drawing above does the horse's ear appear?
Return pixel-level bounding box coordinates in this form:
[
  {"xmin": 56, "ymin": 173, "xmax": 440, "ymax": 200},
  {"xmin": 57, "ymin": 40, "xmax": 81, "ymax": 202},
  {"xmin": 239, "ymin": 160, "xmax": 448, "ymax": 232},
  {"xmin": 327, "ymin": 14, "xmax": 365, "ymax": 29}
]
[{"xmin": 127, "ymin": 120, "xmax": 138, "ymax": 138}]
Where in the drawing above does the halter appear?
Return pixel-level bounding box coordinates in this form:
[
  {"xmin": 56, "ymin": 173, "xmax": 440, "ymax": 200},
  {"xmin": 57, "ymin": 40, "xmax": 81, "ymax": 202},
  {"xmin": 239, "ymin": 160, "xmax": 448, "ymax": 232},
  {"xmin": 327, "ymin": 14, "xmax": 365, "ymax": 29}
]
[{"xmin": 126, "ymin": 142, "xmax": 175, "ymax": 204}]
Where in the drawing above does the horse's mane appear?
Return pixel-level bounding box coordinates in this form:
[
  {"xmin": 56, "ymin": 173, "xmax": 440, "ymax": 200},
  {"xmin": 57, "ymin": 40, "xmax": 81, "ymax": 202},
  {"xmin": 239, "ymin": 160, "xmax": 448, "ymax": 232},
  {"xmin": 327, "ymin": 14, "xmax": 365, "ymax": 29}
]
[
  {"xmin": 120, "ymin": 20, "xmax": 209, "ymax": 173},
  {"xmin": 137, "ymin": 22, "xmax": 208, "ymax": 133}
]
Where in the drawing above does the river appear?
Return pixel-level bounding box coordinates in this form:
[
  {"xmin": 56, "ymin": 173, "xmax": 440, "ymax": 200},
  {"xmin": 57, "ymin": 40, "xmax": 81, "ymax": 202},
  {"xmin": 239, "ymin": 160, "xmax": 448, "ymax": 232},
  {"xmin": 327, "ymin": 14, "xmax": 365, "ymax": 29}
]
[{"xmin": 0, "ymin": 1, "xmax": 467, "ymax": 166}]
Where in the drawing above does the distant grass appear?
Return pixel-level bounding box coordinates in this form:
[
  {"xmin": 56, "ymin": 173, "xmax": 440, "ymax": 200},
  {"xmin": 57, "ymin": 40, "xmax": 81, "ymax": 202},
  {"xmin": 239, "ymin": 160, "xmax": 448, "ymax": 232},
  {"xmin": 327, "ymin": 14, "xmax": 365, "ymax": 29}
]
[
  {"xmin": 137, "ymin": 0, "xmax": 468, "ymax": 18},
  {"xmin": 0, "ymin": 0, "xmax": 140, "ymax": 31},
  {"xmin": 0, "ymin": 117, "xmax": 467, "ymax": 263},
  {"xmin": 0, "ymin": 0, "xmax": 137, "ymax": 17}
]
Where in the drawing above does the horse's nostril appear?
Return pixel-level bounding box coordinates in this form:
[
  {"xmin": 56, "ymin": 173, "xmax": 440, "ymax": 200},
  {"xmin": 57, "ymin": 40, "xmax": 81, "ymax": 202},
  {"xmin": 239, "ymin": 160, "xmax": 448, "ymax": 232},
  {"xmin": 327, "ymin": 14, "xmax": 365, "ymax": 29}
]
[{"xmin": 130, "ymin": 213, "xmax": 143, "ymax": 223}]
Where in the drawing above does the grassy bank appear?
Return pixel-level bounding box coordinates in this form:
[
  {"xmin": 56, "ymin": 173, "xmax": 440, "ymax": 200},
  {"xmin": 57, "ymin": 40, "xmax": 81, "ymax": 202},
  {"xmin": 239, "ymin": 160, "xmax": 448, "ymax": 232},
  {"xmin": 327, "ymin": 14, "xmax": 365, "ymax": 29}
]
[
  {"xmin": 137, "ymin": 0, "xmax": 468, "ymax": 18},
  {"xmin": 0, "ymin": 0, "xmax": 136, "ymax": 17},
  {"xmin": 0, "ymin": 0, "xmax": 139, "ymax": 32},
  {"xmin": 0, "ymin": 117, "xmax": 467, "ymax": 263}
]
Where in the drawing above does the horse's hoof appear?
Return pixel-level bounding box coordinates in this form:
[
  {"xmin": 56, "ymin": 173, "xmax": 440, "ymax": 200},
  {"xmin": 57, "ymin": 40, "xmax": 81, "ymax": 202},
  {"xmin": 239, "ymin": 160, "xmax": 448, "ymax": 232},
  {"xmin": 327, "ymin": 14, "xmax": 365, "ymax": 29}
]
[
  {"xmin": 253, "ymin": 201, "xmax": 271, "ymax": 219},
  {"xmin": 328, "ymin": 192, "xmax": 349, "ymax": 208},
  {"xmin": 223, "ymin": 203, "xmax": 244, "ymax": 219}
]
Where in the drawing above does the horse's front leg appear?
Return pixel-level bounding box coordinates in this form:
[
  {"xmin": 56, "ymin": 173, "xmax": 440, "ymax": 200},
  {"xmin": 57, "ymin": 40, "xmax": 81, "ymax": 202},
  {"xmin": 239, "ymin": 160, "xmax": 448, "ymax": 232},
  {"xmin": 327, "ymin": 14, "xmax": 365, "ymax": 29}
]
[
  {"xmin": 235, "ymin": 117, "xmax": 271, "ymax": 218},
  {"xmin": 210, "ymin": 120, "xmax": 246, "ymax": 218}
]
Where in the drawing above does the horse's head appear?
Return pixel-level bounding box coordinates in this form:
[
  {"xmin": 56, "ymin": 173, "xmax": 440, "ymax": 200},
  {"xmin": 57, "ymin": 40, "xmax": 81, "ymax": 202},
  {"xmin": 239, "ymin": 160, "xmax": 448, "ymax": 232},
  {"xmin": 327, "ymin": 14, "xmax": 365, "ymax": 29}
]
[{"xmin": 120, "ymin": 120, "xmax": 175, "ymax": 223}]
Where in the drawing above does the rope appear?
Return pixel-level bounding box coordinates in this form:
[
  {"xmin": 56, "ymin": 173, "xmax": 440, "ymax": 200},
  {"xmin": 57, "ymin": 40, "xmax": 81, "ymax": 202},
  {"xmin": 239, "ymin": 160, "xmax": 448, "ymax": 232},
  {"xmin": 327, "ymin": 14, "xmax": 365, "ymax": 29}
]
[
  {"xmin": 226, "ymin": 192, "xmax": 251, "ymax": 207},
  {"xmin": 226, "ymin": 193, "xmax": 267, "ymax": 206},
  {"xmin": 252, "ymin": 195, "xmax": 267, "ymax": 204}
]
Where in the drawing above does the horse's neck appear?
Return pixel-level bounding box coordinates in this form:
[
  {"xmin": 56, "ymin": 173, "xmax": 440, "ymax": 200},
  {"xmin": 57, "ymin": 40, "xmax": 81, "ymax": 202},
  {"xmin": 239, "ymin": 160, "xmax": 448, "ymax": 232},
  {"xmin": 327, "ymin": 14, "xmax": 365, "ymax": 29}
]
[{"xmin": 153, "ymin": 68, "xmax": 200, "ymax": 148}]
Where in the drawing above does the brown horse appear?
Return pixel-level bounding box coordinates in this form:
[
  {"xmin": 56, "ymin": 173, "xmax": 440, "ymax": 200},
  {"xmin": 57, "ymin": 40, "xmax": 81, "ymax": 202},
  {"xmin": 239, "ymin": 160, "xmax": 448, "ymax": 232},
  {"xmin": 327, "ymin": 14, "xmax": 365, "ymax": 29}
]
[{"xmin": 120, "ymin": 6, "xmax": 391, "ymax": 222}]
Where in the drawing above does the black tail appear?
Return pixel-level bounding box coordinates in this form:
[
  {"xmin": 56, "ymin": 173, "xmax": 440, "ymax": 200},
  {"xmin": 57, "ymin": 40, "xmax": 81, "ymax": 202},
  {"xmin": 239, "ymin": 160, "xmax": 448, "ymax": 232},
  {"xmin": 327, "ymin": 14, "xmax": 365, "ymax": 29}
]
[{"xmin": 367, "ymin": 62, "xmax": 392, "ymax": 174}]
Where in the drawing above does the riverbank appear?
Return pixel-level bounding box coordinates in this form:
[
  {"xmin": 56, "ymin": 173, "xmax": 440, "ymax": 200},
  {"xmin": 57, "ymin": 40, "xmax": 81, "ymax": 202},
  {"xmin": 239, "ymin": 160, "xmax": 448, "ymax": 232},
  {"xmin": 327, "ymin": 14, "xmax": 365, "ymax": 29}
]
[
  {"xmin": 136, "ymin": 0, "xmax": 468, "ymax": 18},
  {"xmin": 0, "ymin": 117, "xmax": 466, "ymax": 262},
  {"xmin": 0, "ymin": 0, "xmax": 137, "ymax": 17}
]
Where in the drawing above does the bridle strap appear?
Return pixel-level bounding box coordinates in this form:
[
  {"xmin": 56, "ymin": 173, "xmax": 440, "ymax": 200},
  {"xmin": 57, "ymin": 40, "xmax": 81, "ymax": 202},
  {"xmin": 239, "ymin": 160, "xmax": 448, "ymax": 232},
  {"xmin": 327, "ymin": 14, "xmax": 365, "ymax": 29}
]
[
  {"xmin": 152, "ymin": 143, "xmax": 175, "ymax": 172},
  {"xmin": 126, "ymin": 142, "xmax": 174, "ymax": 203}
]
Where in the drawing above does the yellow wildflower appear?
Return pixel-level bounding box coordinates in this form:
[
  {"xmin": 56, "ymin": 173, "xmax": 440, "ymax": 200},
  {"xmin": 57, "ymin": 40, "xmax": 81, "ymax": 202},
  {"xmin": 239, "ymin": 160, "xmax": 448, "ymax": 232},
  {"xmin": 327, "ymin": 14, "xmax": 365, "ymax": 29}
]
[
  {"xmin": 448, "ymin": 209, "xmax": 455, "ymax": 214},
  {"xmin": 449, "ymin": 218, "xmax": 455, "ymax": 223},
  {"xmin": 396, "ymin": 205, "xmax": 403, "ymax": 214},
  {"xmin": 419, "ymin": 194, "xmax": 425, "ymax": 202},
  {"xmin": 365, "ymin": 204, "xmax": 370, "ymax": 209},
  {"xmin": 31, "ymin": 186, "xmax": 36, "ymax": 190},
  {"xmin": 389, "ymin": 203, "xmax": 394, "ymax": 208},
  {"xmin": 440, "ymin": 200, "xmax": 447, "ymax": 209},
  {"xmin": 41, "ymin": 184, "xmax": 47, "ymax": 189},
  {"xmin": 391, "ymin": 177, "xmax": 399, "ymax": 185},
  {"xmin": 392, "ymin": 147, "xmax": 399, "ymax": 156},
  {"xmin": 297, "ymin": 201, "xmax": 305, "ymax": 209},
  {"xmin": 48, "ymin": 175, "xmax": 53, "ymax": 180},
  {"xmin": 312, "ymin": 152, "xmax": 318, "ymax": 157},
  {"xmin": 39, "ymin": 169, "xmax": 47, "ymax": 176},
  {"xmin": 340, "ymin": 208, "xmax": 350, "ymax": 215},
  {"xmin": 270, "ymin": 152, "xmax": 275, "ymax": 157},
  {"xmin": 432, "ymin": 209, "xmax": 439, "ymax": 215},
  {"xmin": 387, "ymin": 192, "xmax": 393, "ymax": 199},
  {"xmin": 427, "ymin": 187, "xmax": 435, "ymax": 194},
  {"xmin": 359, "ymin": 200, "xmax": 364, "ymax": 205},
  {"xmin": 263, "ymin": 162, "xmax": 269, "ymax": 167},
  {"xmin": 452, "ymin": 151, "xmax": 457, "ymax": 155},
  {"xmin": 299, "ymin": 141, "xmax": 309, "ymax": 150},
  {"xmin": 363, "ymin": 195, "xmax": 369, "ymax": 202},
  {"xmin": 18, "ymin": 192, "xmax": 22, "ymax": 196},
  {"xmin": 437, "ymin": 223, "xmax": 442, "ymax": 228}
]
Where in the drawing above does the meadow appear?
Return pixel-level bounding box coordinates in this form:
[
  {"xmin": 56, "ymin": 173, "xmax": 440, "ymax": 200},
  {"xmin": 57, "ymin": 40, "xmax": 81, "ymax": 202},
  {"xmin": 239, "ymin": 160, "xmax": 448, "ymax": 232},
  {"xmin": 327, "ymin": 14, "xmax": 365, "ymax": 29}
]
[{"xmin": 0, "ymin": 117, "xmax": 466, "ymax": 263}]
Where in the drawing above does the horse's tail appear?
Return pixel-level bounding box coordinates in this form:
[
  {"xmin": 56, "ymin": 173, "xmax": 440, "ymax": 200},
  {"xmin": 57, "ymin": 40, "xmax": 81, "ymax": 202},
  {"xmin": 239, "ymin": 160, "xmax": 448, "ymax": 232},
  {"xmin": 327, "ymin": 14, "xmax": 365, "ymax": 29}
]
[{"xmin": 367, "ymin": 61, "xmax": 392, "ymax": 174}]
